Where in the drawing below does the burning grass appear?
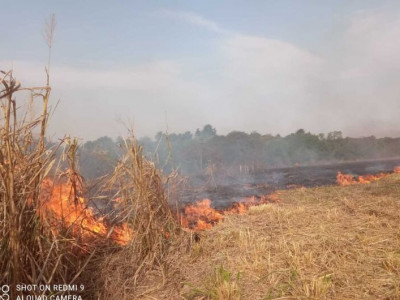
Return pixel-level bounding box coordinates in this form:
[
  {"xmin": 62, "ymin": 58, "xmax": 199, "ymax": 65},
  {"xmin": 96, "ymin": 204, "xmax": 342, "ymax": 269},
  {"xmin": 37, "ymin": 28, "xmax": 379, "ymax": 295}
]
[
  {"xmin": 38, "ymin": 177, "xmax": 132, "ymax": 247},
  {"xmin": 336, "ymin": 166, "xmax": 400, "ymax": 186},
  {"xmin": 0, "ymin": 67, "xmax": 179, "ymax": 298},
  {"xmin": 0, "ymin": 69, "xmax": 91, "ymax": 293},
  {"xmin": 180, "ymin": 194, "xmax": 281, "ymax": 231},
  {"xmin": 127, "ymin": 173, "xmax": 400, "ymax": 299}
]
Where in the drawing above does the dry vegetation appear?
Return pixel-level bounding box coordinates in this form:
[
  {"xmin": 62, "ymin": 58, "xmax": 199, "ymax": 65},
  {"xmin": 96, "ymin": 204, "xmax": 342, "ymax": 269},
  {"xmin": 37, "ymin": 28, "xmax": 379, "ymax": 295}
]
[
  {"xmin": 130, "ymin": 175, "xmax": 400, "ymax": 300},
  {"xmin": 0, "ymin": 66, "xmax": 105, "ymax": 298},
  {"xmin": 92, "ymin": 137, "xmax": 185, "ymax": 299},
  {"xmin": 0, "ymin": 48, "xmax": 191, "ymax": 300},
  {"xmin": 0, "ymin": 66, "xmax": 185, "ymax": 299}
]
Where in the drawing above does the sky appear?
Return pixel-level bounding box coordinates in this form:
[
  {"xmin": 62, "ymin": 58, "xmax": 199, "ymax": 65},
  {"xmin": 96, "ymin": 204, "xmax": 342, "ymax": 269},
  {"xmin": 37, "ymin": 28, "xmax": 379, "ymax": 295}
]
[{"xmin": 1, "ymin": 0, "xmax": 400, "ymax": 140}]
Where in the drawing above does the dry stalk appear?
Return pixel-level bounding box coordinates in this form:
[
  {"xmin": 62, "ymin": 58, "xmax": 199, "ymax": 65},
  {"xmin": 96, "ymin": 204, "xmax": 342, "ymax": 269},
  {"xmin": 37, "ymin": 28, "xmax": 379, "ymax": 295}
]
[
  {"xmin": 0, "ymin": 68, "xmax": 94, "ymax": 298},
  {"xmin": 96, "ymin": 136, "xmax": 183, "ymax": 298}
]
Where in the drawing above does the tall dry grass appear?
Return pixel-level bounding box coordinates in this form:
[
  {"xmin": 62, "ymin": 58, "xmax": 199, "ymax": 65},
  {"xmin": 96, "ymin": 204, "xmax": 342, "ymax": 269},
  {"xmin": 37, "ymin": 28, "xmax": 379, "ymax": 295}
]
[
  {"xmin": 0, "ymin": 70, "xmax": 188, "ymax": 299},
  {"xmin": 1, "ymin": 14, "xmax": 188, "ymax": 299},
  {"xmin": 0, "ymin": 16, "xmax": 109, "ymax": 298},
  {"xmin": 0, "ymin": 69, "xmax": 94, "ymax": 296},
  {"xmin": 94, "ymin": 136, "xmax": 185, "ymax": 298}
]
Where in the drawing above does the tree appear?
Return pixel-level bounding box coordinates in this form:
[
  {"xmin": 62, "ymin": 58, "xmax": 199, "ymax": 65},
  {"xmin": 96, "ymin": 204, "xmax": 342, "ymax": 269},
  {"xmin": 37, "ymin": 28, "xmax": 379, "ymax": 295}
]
[
  {"xmin": 327, "ymin": 131, "xmax": 343, "ymax": 140},
  {"xmin": 296, "ymin": 129, "xmax": 306, "ymax": 135},
  {"xmin": 195, "ymin": 124, "xmax": 217, "ymax": 141}
]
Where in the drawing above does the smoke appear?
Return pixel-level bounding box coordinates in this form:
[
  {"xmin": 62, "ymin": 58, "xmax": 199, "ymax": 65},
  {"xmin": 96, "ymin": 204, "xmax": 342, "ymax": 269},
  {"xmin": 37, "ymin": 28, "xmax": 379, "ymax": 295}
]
[
  {"xmin": 308, "ymin": 9, "xmax": 400, "ymax": 137},
  {"xmin": 2, "ymin": 6, "xmax": 400, "ymax": 139}
]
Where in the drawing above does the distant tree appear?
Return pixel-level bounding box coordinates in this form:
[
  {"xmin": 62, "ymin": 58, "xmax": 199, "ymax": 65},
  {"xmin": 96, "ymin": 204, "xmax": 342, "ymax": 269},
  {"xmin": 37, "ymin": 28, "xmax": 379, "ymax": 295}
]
[
  {"xmin": 250, "ymin": 131, "xmax": 261, "ymax": 137},
  {"xmin": 83, "ymin": 136, "xmax": 116, "ymax": 153},
  {"xmin": 195, "ymin": 124, "xmax": 217, "ymax": 141},
  {"xmin": 226, "ymin": 131, "xmax": 248, "ymax": 139},
  {"xmin": 327, "ymin": 131, "xmax": 343, "ymax": 140},
  {"xmin": 296, "ymin": 129, "xmax": 306, "ymax": 135}
]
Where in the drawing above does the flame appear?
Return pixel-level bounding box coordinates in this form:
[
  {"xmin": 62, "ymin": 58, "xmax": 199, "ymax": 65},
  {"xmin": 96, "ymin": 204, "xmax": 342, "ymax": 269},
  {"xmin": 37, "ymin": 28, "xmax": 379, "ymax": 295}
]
[
  {"xmin": 225, "ymin": 195, "xmax": 264, "ymax": 214},
  {"xmin": 337, "ymin": 166, "xmax": 400, "ymax": 186},
  {"xmin": 336, "ymin": 172, "xmax": 357, "ymax": 186},
  {"xmin": 357, "ymin": 173, "xmax": 386, "ymax": 183},
  {"xmin": 38, "ymin": 178, "xmax": 132, "ymax": 246},
  {"xmin": 180, "ymin": 193, "xmax": 281, "ymax": 231},
  {"xmin": 180, "ymin": 199, "xmax": 224, "ymax": 230}
]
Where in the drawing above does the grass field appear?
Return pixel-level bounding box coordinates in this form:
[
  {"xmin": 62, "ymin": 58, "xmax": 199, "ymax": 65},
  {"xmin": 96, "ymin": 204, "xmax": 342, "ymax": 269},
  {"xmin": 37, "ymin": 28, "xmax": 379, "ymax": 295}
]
[{"xmin": 135, "ymin": 174, "xmax": 400, "ymax": 299}]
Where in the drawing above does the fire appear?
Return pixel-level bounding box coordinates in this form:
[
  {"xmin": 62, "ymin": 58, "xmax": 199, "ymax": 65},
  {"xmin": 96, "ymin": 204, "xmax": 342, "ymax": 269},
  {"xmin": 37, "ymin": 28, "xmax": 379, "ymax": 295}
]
[
  {"xmin": 36, "ymin": 164, "xmax": 400, "ymax": 240},
  {"xmin": 337, "ymin": 166, "xmax": 400, "ymax": 186},
  {"xmin": 40, "ymin": 177, "xmax": 281, "ymax": 244},
  {"xmin": 225, "ymin": 195, "xmax": 268, "ymax": 214},
  {"xmin": 38, "ymin": 178, "xmax": 132, "ymax": 246},
  {"xmin": 357, "ymin": 173, "xmax": 386, "ymax": 183},
  {"xmin": 180, "ymin": 199, "xmax": 224, "ymax": 230},
  {"xmin": 180, "ymin": 193, "xmax": 281, "ymax": 231},
  {"xmin": 336, "ymin": 171, "xmax": 386, "ymax": 186},
  {"xmin": 336, "ymin": 172, "xmax": 357, "ymax": 186}
]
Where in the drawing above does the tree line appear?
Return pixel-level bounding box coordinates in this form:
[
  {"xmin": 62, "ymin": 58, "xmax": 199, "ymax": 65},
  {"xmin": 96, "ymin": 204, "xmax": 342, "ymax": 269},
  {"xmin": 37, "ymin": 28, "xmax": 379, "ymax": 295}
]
[{"xmin": 77, "ymin": 125, "xmax": 400, "ymax": 179}]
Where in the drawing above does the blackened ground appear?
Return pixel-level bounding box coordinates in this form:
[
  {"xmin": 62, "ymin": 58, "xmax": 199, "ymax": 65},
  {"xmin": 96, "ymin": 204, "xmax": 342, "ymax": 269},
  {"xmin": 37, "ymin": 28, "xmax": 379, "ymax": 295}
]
[{"xmin": 180, "ymin": 157, "xmax": 400, "ymax": 209}]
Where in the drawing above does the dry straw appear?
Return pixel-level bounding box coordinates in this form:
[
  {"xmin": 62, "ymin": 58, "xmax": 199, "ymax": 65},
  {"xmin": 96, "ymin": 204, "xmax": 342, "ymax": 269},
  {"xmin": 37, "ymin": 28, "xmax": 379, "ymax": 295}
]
[
  {"xmin": 0, "ymin": 68, "xmax": 93, "ymax": 296},
  {"xmin": 94, "ymin": 136, "xmax": 185, "ymax": 298}
]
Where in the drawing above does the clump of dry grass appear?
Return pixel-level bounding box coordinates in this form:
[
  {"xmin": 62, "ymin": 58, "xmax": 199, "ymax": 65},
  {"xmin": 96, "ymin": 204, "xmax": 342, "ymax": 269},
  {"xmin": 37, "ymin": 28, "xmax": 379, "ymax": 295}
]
[
  {"xmin": 95, "ymin": 137, "xmax": 186, "ymax": 299},
  {"xmin": 0, "ymin": 68, "xmax": 96, "ymax": 297},
  {"xmin": 0, "ymin": 69, "xmax": 56, "ymax": 287}
]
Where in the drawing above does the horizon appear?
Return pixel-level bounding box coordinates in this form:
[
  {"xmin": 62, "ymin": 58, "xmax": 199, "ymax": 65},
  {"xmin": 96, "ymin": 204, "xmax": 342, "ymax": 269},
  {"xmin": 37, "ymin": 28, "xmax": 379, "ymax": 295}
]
[
  {"xmin": 2, "ymin": 1, "xmax": 400, "ymax": 141},
  {"xmin": 72, "ymin": 125, "xmax": 400, "ymax": 144}
]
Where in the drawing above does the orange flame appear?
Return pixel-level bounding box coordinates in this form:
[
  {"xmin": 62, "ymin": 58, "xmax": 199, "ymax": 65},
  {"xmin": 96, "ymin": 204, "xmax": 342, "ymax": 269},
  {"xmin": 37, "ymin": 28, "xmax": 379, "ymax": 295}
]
[
  {"xmin": 225, "ymin": 195, "xmax": 265, "ymax": 214},
  {"xmin": 336, "ymin": 172, "xmax": 357, "ymax": 186},
  {"xmin": 180, "ymin": 193, "xmax": 281, "ymax": 231},
  {"xmin": 180, "ymin": 199, "xmax": 224, "ymax": 230},
  {"xmin": 38, "ymin": 178, "xmax": 132, "ymax": 246},
  {"xmin": 42, "ymin": 179, "xmax": 282, "ymax": 245},
  {"xmin": 337, "ymin": 166, "xmax": 400, "ymax": 186}
]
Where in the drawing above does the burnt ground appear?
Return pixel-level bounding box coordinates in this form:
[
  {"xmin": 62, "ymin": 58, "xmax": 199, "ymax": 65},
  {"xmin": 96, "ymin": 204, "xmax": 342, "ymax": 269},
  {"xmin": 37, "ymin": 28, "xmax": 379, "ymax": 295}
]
[{"xmin": 180, "ymin": 157, "xmax": 400, "ymax": 209}]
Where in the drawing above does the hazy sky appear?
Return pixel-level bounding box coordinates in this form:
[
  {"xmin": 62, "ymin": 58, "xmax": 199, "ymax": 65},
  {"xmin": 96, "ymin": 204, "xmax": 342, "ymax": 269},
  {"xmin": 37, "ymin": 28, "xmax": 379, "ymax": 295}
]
[{"xmin": 1, "ymin": 1, "xmax": 400, "ymax": 140}]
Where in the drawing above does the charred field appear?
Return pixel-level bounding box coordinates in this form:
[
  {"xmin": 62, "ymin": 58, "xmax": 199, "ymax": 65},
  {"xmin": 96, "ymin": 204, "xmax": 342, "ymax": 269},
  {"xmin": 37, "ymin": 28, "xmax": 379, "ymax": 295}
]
[{"xmin": 180, "ymin": 157, "xmax": 400, "ymax": 208}]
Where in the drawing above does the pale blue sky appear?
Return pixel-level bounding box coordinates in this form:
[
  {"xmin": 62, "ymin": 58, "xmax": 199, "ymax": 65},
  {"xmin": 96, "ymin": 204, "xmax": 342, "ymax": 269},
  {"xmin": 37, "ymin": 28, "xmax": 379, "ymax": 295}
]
[{"xmin": 1, "ymin": 1, "xmax": 400, "ymax": 139}]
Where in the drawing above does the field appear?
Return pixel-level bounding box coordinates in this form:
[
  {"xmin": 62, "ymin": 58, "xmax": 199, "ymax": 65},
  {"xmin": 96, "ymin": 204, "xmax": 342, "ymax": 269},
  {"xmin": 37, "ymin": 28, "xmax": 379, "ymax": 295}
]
[
  {"xmin": 141, "ymin": 174, "xmax": 400, "ymax": 299},
  {"xmin": 2, "ymin": 68, "xmax": 400, "ymax": 299}
]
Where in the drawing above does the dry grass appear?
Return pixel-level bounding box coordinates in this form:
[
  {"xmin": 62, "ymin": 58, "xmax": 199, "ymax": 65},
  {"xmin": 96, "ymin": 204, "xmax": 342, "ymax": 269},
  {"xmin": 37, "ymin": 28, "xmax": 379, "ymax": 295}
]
[
  {"xmin": 0, "ymin": 68, "xmax": 97, "ymax": 297},
  {"xmin": 94, "ymin": 137, "xmax": 186, "ymax": 299},
  {"xmin": 131, "ymin": 174, "xmax": 400, "ymax": 300},
  {"xmin": 0, "ymin": 67, "xmax": 187, "ymax": 299}
]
